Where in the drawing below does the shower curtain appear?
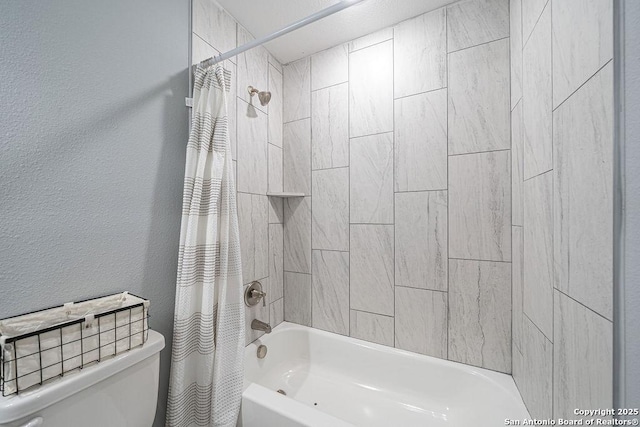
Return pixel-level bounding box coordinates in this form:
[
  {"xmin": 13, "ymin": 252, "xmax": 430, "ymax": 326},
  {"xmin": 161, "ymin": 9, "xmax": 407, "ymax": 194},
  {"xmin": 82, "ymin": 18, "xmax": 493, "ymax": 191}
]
[{"xmin": 166, "ymin": 64, "xmax": 244, "ymax": 427}]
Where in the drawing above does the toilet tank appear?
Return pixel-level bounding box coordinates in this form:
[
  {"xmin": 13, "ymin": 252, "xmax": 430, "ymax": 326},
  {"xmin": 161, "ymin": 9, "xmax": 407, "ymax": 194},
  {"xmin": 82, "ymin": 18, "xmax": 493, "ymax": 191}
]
[{"xmin": 0, "ymin": 329, "xmax": 165, "ymax": 427}]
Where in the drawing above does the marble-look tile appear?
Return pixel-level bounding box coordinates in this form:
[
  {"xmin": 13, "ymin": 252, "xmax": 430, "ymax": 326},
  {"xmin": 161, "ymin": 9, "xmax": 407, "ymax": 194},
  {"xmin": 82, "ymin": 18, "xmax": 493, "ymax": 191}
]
[
  {"xmin": 192, "ymin": 33, "xmax": 217, "ymax": 65},
  {"xmin": 517, "ymin": 316, "xmax": 553, "ymax": 419},
  {"xmin": 312, "ymin": 250, "xmax": 350, "ymax": 335},
  {"xmin": 553, "ymin": 291, "xmax": 613, "ymax": 420},
  {"xmin": 245, "ymin": 277, "xmax": 269, "ymax": 344},
  {"xmin": 448, "ymin": 259, "xmax": 511, "ymax": 373},
  {"xmin": 447, "ymin": 0, "xmax": 509, "ymax": 52},
  {"xmin": 269, "ymin": 223, "xmax": 284, "ymax": 302},
  {"xmin": 350, "ymin": 225, "xmax": 394, "ymax": 316},
  {"xmin": 283, "ymin": 118, "xmax": 311, "ymax": 196},
  {"xmin": 349, "ymin": 41, "xmax": 393, "ymax": 138},
  {"xmin": 394, "ymin": 9, "xmax": 446, "ymax": 98},
  {"xmin": 284, "ymin": 197, "xmax": 311, "ymax": 274},
  {"xmin": 349, "ymin": 310, "xmax": 394, "ymax": 346},
  {"xmin": 510, "ymin": 0, "xmax": 523, "ymax": 107},
  {"xmin": 554, "ymin": 63, "xmax": 613, "ymax": 320},
  {"xmin": 237, "ymin": 26, "xmax": 268, "ymax": 113},
  {"xmin": 395, "ymin": 191, "xmax": 447, "ymax": 291},
  {"xmin": 193, "ymin": 0, "xmax": 236, "ymax": 59},
  {"xmin": 268, "ymin": 197, "xmax": 284, "ymax": 224},
  {"xmin": 269, "ymin": 55, "xmax": 283, "ymax": 74},
  {"xmin": 523, "ymin": 171, "xmax": 553, "ymax": 339},
  {"xmin": 448, "ymin": 150, "xmax": 511, "ymax": 261},
  {"xmin": 512, "ymin": 100, "xmax": 524, "ymax": 226},
  {"xmin": 311, "ymin": 44, "xmax": 348, "ymax": 91},
  {"xmin": 522, "ymin": 0, "xmax": 548, "ymax": 43},
  {"xmin": 552, "ymin": 0, "xmax": 612, "ymax": 107},
  {"xmin": 448, "ymin": 39, "xmax": 510, "ymax": 155},
  {"xmin": 523, "ymin": 4, "xmax": 552, "ymax": 179},
  {"xmin": 268, "ymin": 143, "xmax": 283, "ymax": 193},
  {"xmin": 268, "ymin": 64, "xmax": 283, "ymax": 148},
  {"xmin": 311, "ymin": 83, "xmax": 349, "ymax": 170},
  {"xmin": 350, "ymin": 133, "xmax": 394, "ymax": 224},
  {"xmin": 238, "ymin": 193, "xmax": 269, "ymax": 284},
  {"xmin": 349, "ymin": 28, "xmax": 393, "ymax": 52},
  {"xmin": 312, "ymin": 168, "xmax": 349, "ymax": 251},
  {"xmin": 284, "ymin": 272, "xmax": 311, "ymax": 326},
  {"xmin": 237, "ymin": 99, "xmax": 268, "ymax": 194},
  {"xmin": 227, "ymin": 62, "xmax": 237, "ymax": 161},
  {"xmin": 270, "ymin": 298, "xmax": 284, "ymax": 327},
  {"xmin": 512, "ymin": 226, "xmax": 524, "ymax": 353},
  {"xmin": 394, "ymin": 89, "xmax": 447, "ymax": 191},
  {"xmin": 283, "ymin": 58, "xmax": 311, "ymax": 123},
  {"xmin": 395, "ymin": 287, "xmax": 447, "ymax": 358}
]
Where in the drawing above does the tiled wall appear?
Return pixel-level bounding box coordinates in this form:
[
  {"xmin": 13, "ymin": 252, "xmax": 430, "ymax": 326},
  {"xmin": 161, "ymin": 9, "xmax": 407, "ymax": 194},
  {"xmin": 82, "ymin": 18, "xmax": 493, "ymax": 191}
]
[
  {"xmin": 282, "ymin": 0, "xmax": 513, "ymax": 373},
  {"xmin": 192, "ymin": 0, "xmax": 286, "ymax": 345},
  {"xmin": 510, "ymin": 0, "xmax": 613, "ymax": 419}
]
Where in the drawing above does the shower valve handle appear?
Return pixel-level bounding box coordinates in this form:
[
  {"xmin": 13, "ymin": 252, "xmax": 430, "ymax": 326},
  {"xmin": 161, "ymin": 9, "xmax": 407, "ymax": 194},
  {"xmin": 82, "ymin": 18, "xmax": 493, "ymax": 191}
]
[
  {"xmin": 251, "ymin": 289, "xmax": 267, "ymax": 307},
  {"xmin": 245, "ymin": 281, "xmax": 267, "ymax": 307}
]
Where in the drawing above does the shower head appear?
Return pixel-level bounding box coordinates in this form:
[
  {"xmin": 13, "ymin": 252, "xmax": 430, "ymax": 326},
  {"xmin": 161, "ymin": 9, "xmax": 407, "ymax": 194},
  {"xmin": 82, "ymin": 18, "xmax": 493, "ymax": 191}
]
[{"xmin": 248, "ymin": 86, "xmax": 271, "ymax": 106}]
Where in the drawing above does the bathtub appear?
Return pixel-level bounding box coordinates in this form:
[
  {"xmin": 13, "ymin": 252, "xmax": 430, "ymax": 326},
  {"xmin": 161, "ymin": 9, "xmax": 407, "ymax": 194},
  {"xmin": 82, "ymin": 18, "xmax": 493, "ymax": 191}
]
[{"xmin": 241, "ymin": 322, "xmax": 530, "ymax": 427}]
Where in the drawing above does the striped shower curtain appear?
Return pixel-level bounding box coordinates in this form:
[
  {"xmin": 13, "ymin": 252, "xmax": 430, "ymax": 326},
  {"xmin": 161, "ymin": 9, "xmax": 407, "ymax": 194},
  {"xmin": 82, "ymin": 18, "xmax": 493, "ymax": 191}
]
[{"xmin": 166, "ymin": 64, "xmax": 244, "ymax": 427}]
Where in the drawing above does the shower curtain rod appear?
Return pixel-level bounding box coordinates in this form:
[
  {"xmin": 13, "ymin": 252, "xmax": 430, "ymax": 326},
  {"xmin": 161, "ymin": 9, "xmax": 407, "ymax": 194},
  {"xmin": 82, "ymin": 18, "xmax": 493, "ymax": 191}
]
[{"xmin": 196, "ymin": 0, "xmax": 366, "ymax": 69}]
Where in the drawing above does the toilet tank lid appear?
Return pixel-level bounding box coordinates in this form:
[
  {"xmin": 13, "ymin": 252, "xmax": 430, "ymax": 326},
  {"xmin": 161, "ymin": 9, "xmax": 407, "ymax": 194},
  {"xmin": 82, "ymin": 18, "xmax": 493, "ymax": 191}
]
[{"xmin": 0, "ymin": 329, "xmax": 165, "ymax": 424}]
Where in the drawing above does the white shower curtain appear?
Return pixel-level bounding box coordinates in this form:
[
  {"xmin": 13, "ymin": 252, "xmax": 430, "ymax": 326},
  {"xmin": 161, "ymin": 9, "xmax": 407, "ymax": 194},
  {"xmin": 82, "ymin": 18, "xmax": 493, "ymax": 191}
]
[{"xmin": 166, "ymin": 64, "xmax": 244, "ymax": 427}]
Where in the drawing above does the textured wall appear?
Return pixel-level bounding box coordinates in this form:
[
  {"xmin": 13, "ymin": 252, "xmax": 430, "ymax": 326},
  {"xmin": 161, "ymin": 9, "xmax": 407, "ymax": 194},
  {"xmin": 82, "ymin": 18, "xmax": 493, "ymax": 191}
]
[
  {"xmin": 281, "ymin": 0, "xmax": 513, "ymax": 374},
  {"xmin": 510, "ymin": 0, "xmax": 614, "ymax": 420},
  {"xmin": 0, "ymin": 1, "xmax": 189, "ymax": 425},
  {"xmin": 191, "ymin": 0, "xmax": 285, "ymax": 347}
]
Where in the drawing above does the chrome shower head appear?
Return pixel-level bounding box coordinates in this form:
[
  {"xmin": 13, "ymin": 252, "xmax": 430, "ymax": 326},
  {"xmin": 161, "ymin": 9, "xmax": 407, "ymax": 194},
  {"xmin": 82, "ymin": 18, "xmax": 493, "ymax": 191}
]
[{"xmin": 248, "ymin": 86, "xmax": 271, "ymax": 106}]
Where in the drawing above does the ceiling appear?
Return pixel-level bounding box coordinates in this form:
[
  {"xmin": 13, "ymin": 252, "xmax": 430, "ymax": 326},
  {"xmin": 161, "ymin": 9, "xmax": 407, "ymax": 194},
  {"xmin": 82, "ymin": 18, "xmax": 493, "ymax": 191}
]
[{"xmin": 215, "ymin": 0, "xmax": 456, "ymax": 64}]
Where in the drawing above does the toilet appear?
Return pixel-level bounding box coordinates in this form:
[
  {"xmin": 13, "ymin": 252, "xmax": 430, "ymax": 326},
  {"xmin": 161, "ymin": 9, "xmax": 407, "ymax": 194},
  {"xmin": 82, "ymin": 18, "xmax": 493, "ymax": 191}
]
[{"xmin": 0, "ymin": 329, "xmax": 165, "ymax": 427}]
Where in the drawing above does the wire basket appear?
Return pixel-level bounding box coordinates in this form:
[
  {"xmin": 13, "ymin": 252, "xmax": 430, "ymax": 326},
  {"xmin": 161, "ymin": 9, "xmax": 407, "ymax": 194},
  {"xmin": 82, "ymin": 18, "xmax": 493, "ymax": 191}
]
[{"xmin": 0, "ymin": 292, "xmax": 149, "ymax": 397}]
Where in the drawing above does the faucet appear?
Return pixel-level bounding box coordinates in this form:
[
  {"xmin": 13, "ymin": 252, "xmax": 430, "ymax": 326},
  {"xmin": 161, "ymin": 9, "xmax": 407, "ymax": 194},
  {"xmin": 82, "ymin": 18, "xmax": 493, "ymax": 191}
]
[{"xmin": 251, "ymin": 319, "xmax": 272, "ymax": 333}]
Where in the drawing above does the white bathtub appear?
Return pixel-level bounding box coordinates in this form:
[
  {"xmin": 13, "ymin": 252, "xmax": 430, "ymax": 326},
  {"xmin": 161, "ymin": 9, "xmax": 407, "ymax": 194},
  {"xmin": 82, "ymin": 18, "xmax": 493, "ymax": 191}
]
[{"xmin": 241, "ymin": 322, "xmax": 530, "ymax": 427}]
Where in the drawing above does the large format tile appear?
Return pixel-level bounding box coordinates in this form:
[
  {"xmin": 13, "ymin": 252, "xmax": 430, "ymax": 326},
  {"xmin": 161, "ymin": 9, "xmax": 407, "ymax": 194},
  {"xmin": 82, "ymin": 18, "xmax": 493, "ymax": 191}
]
[
  {"xmin": 447, "ymin": 0, "xmax": 509, "ymax": 52},
  {"xmin": 312, "ymin": 250, "xmax": 350, "ymax": 335},
  {"xmin": 311, "ymin": 44, "xmax": 349, "ymax": 91},
  {"xmin": 522, "ymin": 0, "xmax": 548, "ymax": 43},
  {"xmin": 268, "ymin": 143, "xmax": 283, "ymax": 193},
  {"xmin": 554, "ymin": 63, "xmax": 613, "ymax": 320},
  {"xmin": 283, "ymin": 118, "xmax": 311, "ymax": 195},
  {"xmin": 237, "ymin": 193, "xmax": 269, "ymax": 284},
  {"xmin": 523, "ymin": 171, "xmax": 553, "ymax": 339},
  {"xmin": 395, "ymin": 287, "xmax": 447, "ymax": 358},
  {"xmin": 552, "ymin": 0, "xmax": 612, "ymax": 107},
  {"xmin": 350, "ymin": 133, "xmax": 394, "ymax": 224},
  {"xmin": 394, "ymin": 9, "xmax": 446, "ymax": 98},
  {"xmin": 283, "ymin": 58, "xmax": 311, "ymax": 122},
  {"xmin": 522, "ymin": 4, "xmax": 552, "ymax": 179},
  {"xmin": 245, "ymin": 278, "xmax": 269, "ymax": 344},
  {"xmin": 349, "ymin": 41, "xmax": 393, "ymax": 138},
  {"xmin": 449, "ymin": 150, "xmax": 511, "ymax": 262},
  {"xmin": 350, "ymin": 225, "xmax": 394, "ymax": 316},
  {"xmin": 269, "ymin": 197, "xmax": 284, "ymax": 224},
  {"xmin": 193, "ymin": 0, "xmax": 236, "ymax": 59},
  {"xmin": 349, "ymin": 310, "xmax": 394, "ymax": 346},
  {"xmin": 516, "ymin": 316, "xmax": 553, "ymax": 419},
  {"xmin": 269, "ymin": 223, "xmax": 284, "ymax": 302},
  {"xmin": 268, "ymin": 64, "xmax": 283, "ymax": 148},
  {"xmin": 510, "ymin": 0, "xmax": 523, "ymax": 107},
  {"xmin": 394, "ymin": 89, "xmax": 447, "ymax": 191},
  {"xmin": 512, "ymin": 226, "xmax": 524, "ymax": 353},
  {"xmin": 237, "ymin": 99, "xmax": 268, "ymax": 194},
  {"xmin": 270, "ymin": 298, "xmax": 284, "ymax": 327},
  {"xmin": 553, "ymin": 291, "xmax": 613, "ymax": 420},
  {"xmin": 395, "ymin": 191, "xmax": 447, "ymax": 291},
  {"xmin": 284, "ymin": 197, "xmax": 311, "ymax": 274},
  {"xmin": 237, "ymin": 27, "xmax": 268, "ymax": 113},
  {"xmin": 284, "ymin": 272, "xmax": 311, "ymax": 326},
  {"xmin": 312, "ymin": 83, "xmax": 349, "ymax": 170},
  {"xmin": 512, "ymin": 101, "xmax": 524, "ymax": 226},
  {"xmin": 312, "ymin": 168, "xmax": 349, "ymax": 251},
  {"xmin": 349, "ymin": 28, "xmax": 393, "ymax": 52},
  {"xmin": 448, "ymin": 39, "xmax": 510, "ymax": 155},
  {"xmin": 448, "ymin": 259, "xmax": 511, "ymax": 373}
]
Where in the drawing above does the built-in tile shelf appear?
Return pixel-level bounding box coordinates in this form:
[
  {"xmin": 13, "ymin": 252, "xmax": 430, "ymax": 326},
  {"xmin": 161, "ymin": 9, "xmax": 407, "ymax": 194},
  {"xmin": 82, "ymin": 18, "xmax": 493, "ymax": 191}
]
[{"xmin": 267, "ymin": 192, "xmax": 305, "ymax": 198}]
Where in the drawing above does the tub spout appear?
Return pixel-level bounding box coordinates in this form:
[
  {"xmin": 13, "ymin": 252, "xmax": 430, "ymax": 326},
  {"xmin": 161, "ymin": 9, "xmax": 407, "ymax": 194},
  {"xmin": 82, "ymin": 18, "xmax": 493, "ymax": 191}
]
[{"xmin": 251, "ymin": 319, "xmax": 272, "ymax": 333}]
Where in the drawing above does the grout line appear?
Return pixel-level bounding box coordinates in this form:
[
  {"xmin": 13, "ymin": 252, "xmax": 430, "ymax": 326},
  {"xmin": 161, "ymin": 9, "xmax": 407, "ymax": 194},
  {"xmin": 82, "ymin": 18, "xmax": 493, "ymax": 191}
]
[
  {"xmin": 445, "ymin": 4, "xmax": 450, "ymax": 361},
  {"xmin": 349, "ymin": 222, "xmax": 395, "ymax": 226},
  {"xmin": 523, "ymin": 312, "xmax": 553, "ymax": 344},
  {"xmin": 522, "ymin": 0, "xmax": 551, "ymax": 50},
  {"xmin": 447, "ymin": 36, "xmax": 510, "ymax": 55},
  {"xmin": 394, "ymin": 188, "xmax": 448, "ymax": 194},
  {"xmin": 448, "ymin": 148, "xmax": 511, "ymax": 157},
  {"xmin": 448, "ymin": 257, "xmax": 512, "ymax": 264},
  {"xmin": 283, "ymin": 116, "xmax": 311, "ymax": 126},
  {"xmin": 348, "ymin": 46, "xmax": 352, "ymax": 337},
  {"xmin": 349, "ymin": 130, "xmax": 394, "ymax": 140},
  {"xmin": 394, "ymin": 86, "xmax": 448, "ymax": 101},
  {"xmin": 552, "ymin": 59, "xmax": 613, "ymax": 113},
  {"xmin": 349, "ymin": 37, "xmax": 394, "ymax": 54},
  {"xmin": 311, "ymin": 80, "xmax": 349, "ymax": 93},
  {"xmin": 523, "ymin": 167, "xmax": 553, "ymax": 182},
  {"xmin": 555, "ymin": 288, "xmax": 613, "ymax": 324},
  {"xmin": 350, "ymin": 308, "xmax": 394, "ymax": 319},
  {"xmin": 312, "ymin": 165, "xmax": 349, "ymax": 172},
  {"xmin": 395, "ymin": 285, "xmax": 448, "ymax": 293},
  {"xmin": 391, "ymin": 24, "xmax": 396, "ymax": 349}
]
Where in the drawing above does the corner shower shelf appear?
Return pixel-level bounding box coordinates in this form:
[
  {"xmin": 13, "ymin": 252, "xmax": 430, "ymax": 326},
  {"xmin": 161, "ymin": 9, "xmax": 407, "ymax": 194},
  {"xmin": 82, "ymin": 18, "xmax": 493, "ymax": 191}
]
[{"xmin": 266, "ymin": 192, "xmax": 305, "ymax": 198}]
